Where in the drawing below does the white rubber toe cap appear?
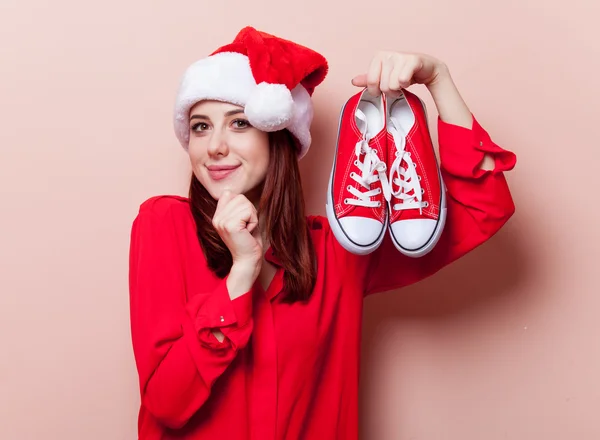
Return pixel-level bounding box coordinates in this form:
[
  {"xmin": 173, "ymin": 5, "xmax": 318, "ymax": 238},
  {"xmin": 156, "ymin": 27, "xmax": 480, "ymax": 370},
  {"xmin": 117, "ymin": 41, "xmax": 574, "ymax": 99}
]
[
  {"xmin": 390, "ymin": 219, "xmax": 437, "ymax": 251},
  {"xmin": 339, "ymin": 216, "xmax": 385, "ymax": 246}
]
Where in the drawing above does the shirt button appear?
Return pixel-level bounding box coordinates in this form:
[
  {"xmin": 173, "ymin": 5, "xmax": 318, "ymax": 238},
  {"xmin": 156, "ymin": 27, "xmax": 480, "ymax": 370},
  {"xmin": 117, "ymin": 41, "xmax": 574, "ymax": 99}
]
[{"xmin": 220, "ymin": 316, "xmax": 225, "ymax": 323}]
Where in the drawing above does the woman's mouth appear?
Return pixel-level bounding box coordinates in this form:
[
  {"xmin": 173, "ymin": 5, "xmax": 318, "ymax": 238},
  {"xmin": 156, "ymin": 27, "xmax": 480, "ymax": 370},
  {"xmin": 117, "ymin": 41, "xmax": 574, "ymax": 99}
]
[{"xmin": 207, "ymin": 165, "xmax": 241, "ymax": 181}]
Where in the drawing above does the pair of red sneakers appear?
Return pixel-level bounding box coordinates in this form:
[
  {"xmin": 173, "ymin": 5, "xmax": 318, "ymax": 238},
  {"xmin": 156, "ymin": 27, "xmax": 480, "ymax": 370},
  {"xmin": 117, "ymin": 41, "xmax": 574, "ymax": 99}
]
[{"xmin": 326, "ymin": 88, "xmax": 446, "ymax": 257}]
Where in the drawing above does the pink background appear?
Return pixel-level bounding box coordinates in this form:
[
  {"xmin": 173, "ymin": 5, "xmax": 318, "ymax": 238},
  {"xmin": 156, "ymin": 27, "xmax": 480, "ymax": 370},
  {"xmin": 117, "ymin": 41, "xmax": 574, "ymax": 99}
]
[{"xmin": 1, "ymin": 0, "xmax": 599, "ymax": 438}]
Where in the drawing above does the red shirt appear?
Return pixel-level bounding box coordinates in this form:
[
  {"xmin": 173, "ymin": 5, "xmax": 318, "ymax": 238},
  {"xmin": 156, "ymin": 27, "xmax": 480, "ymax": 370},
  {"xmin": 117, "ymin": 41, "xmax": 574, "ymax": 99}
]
[{"xmin": 129, "ymin": 115, "xmax": 516, "ymax": 440}]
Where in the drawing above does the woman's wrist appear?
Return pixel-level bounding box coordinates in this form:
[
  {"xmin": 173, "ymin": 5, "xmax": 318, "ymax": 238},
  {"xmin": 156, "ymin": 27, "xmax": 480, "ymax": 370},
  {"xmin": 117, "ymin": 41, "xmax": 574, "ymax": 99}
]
[
  {"xmin": 228, "ymin": 261, "xmax": 260, "ymax": 299},
  {"xmin": 425, "ymin": 62, "xmax": 451, "ymax": 92},
  {"xmin": 425, "ymin": 66, "xmax": 473, "ymax": 129}
]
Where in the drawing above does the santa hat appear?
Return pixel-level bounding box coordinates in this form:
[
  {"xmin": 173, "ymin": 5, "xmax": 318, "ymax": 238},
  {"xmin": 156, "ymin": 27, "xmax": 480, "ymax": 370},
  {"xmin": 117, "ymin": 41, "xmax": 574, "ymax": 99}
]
[{"xmin": 173, "ymin": 26, "xmax": 328, "ymax": 159}]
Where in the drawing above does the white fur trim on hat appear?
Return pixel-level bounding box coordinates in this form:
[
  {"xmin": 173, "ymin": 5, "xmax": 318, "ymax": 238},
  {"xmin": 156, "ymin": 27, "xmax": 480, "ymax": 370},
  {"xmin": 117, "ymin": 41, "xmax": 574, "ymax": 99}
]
[
  {"xmin": 173, "ymin": 52, "xmax": 313, "ymax": 159},
  {"xmin": 287, "ymin": 84, "xmax": 313, "ymax": 159},
  {"xmin": 245, "ymin": 82, "xmax": 294, "ymax": 131}
]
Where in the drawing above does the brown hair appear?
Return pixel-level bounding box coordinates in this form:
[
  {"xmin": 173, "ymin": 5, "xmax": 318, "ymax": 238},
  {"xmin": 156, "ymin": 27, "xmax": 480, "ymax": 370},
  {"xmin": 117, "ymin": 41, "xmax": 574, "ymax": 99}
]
[{"xmin": 189, "ymin": 129, "xmax": 317, "ymax": 303}]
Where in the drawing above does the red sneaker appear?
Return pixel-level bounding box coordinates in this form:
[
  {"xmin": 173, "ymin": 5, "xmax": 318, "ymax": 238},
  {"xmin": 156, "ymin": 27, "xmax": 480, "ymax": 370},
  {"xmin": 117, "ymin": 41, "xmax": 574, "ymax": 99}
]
[
  {"xmin": 385, "ymin": 90, "xmax": 446, "ymax": 257},
  {"xmin": 327, "ymin": 89, "xmax": 391, "ymax": 255}
]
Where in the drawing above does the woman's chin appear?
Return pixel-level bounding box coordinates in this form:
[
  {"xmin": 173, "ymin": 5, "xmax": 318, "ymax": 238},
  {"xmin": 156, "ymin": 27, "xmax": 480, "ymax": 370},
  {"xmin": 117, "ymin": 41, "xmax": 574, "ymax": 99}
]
[
  {"xmin": 211, "ymin": 182, "xmax": 246, "ymax": 199},
  {"xmin": 202, "ymin": 175, "xmax": 262, "ymax": 202}
]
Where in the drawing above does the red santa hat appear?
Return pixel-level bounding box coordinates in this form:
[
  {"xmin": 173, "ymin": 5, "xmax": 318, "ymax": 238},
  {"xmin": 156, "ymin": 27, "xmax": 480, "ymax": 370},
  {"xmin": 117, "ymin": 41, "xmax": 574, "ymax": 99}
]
[{"xmin": 173, "ymin": 26, "xmax": 328, "ymax": 159}]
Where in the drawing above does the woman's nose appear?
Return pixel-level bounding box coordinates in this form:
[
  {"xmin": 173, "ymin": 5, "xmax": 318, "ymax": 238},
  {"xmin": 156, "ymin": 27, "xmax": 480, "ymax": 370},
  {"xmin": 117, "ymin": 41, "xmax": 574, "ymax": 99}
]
[{"xmin": 207, "ymin": 130, "xmax": 229, "ymax": 157}]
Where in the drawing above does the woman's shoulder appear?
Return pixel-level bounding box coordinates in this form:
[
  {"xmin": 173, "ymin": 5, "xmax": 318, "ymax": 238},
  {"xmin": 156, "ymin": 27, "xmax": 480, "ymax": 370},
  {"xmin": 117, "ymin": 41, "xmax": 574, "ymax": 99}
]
[
  {"xmin": 130, "ymin": 195, "xmax": 198, "ymax": 253},
  {"xmin": 132, "ymin": 195, "xmax": 195, "ymax": 236},
  {"xmin": 137, "ymin": 195, "xmax": 191, "ymax": 218}
]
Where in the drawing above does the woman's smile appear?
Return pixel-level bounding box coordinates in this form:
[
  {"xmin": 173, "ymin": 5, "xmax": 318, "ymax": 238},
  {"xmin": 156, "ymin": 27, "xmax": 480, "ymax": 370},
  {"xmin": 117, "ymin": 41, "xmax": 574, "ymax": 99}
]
[{"xmin": 206, "ymin": 164, "xmax": 241, "ymax": 181}]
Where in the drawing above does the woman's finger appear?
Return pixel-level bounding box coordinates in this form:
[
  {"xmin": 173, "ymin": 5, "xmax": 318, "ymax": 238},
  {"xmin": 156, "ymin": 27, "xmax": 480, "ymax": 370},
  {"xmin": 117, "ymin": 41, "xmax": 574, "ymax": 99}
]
[
  {"xmin": 218, "ymin": 196, "xmax": 256, "ymax": 232},
  {"xmin": 379, "ymin": 56, "xmax": 394, "ymax": 95},
  {"xmin": 366, "ymin": 56, "xmax": 383, "ymax": 97},
  {"xmin": 388, "ymin": 61, "xmax": 404, "ymax": 97},
  {"xmin": 222, "ymin": 206, "xmax": 254, "ymax": 235},
  {"xmin": 214, "ymin": 189, "xmax": 236, "ymax": 218},
  {"xmin": 214, "ymin": 192, "xmax": 245, "ymax": 228},
  {"xmin": 227, "ymin": 202, "xmax": 258, "ymax": 234},
  {"xmin": 398, "ymin": 56, "xmax": 420, "ymax": 88},
  {"xmin": 351, "ymin": 73, "xmax": 368, "ymax": 87}
]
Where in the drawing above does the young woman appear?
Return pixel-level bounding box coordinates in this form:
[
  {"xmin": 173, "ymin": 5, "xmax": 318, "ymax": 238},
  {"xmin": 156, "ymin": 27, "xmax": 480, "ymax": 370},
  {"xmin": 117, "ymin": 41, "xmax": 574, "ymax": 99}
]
[{"xmin": 129, "ymin": 27, "xmax": 516, "ymax": 440}]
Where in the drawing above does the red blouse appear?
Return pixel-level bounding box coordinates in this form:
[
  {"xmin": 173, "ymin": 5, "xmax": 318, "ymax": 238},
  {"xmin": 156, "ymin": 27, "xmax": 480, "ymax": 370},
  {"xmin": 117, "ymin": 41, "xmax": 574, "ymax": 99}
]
[{"xmin": 128, "ymin": 115, "xmax": 516, "ymax": 439}]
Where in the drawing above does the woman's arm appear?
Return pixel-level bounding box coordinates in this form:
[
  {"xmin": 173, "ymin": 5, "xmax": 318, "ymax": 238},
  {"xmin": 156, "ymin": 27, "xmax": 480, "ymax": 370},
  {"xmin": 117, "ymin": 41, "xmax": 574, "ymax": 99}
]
[
  {"xmin": 129, "ymin": 202, "xmax": 254, "ymax": 429},
  {"xmin": 350, "ymin": 52, "xmax": 516, "ymax": 295},
  {"xmin": 426, "ymin": 66, "xmax": 494, "ymax": 171}
]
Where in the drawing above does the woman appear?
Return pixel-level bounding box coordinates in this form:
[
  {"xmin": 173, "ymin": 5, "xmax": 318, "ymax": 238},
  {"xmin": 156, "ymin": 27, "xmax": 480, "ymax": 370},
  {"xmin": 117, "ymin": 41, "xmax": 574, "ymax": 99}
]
[{"xmin": 129, "ymin": 27, "xmax": 516, "ymax": 439}]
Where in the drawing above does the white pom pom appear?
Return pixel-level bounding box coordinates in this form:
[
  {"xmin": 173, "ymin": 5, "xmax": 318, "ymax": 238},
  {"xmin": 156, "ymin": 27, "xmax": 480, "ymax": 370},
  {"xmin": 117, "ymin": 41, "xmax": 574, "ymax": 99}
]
[{"xmin": 245, "ymin": 82, "xmax": 294, "ymax": 131}]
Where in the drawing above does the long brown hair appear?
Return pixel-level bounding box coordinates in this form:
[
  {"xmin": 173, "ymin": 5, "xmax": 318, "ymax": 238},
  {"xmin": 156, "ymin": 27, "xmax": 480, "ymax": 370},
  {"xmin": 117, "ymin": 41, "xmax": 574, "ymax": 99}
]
[{"xmin": 189, "ymin": 129, "xmax": 317, "ymax": 303}]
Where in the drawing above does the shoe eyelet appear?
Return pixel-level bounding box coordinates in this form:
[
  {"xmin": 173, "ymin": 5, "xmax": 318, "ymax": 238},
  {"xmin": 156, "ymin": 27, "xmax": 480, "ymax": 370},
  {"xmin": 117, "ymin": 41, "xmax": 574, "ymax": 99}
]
[
  {"xmin": 344, "ymin": 199, "xmax": 349, "ymax": 205},
  {"xmin": 406, "ymin": 151, "xmax": 411, "ymax": 157},
  {"xmin": 377, "ymin": 202, "xmax": 382, "ymax": 207},
  {"xmin": 354, "ymin": 160, "xmax": 359, "ymax": 166},
  {"xmin": 377, "ymin": 188, "xmax": 382, "ymax": 194},
  {"xmin": 418, "ymin": 175, "xmax": 422, "ymax": 181},
  {"xmin": 347, "ymin": 185, "xmax": 352, "ymax": 191},
  {"xmin": 421, "ymin": 188, "xmax": 425, "ymax": 194},
  {"xmin": 350, "ymin": 172, "xmax": 356, "ymax": 178},
  {"xmin": 423, "ymin": 201, "xmax": 429, "ymax": 208}
]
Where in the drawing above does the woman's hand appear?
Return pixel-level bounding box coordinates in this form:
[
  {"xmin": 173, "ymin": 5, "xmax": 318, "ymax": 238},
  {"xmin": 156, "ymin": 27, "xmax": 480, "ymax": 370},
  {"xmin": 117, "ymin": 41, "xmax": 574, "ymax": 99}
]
[
  {"xmin": 354, "ymin": 50, "xmax": 477, "ymax": 131},
  {"xmin": 353, "ymin": 50, "xmax": 492, "ymax": 167},
  {"xmin": 351, "ymin": 51, "xmax": 449, "ymax": 98},
  {"xmin": 213, "ymin": 190, "xmax": 263, "ymax": 299},
  {"xmin": 212, "ymin": 190, "xmax": 263, "ymax": 269}
]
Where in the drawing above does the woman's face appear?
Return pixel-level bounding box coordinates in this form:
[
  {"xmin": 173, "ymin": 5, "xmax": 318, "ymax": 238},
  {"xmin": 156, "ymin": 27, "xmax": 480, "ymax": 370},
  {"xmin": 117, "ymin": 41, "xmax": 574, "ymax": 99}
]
[{"xmin": 188, "ymin": 100, "xmax": 270, "ymax": 202}]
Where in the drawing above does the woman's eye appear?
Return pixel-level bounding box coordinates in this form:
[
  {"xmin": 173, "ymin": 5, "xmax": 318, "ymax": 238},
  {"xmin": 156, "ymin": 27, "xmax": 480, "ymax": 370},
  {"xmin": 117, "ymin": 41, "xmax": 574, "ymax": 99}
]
[
  {"xmin": 191, "ymin": 122, "xmax": 208, "ymax": 132},
  {"xmin": 233, "ymin": 119, "xmax": 250, "ymax": 129}
]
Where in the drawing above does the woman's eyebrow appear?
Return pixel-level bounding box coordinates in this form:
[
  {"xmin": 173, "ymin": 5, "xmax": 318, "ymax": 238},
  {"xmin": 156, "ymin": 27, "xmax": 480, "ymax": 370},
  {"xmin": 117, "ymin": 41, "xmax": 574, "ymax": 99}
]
[
  {"xmin": 190, "ymin": 109, "xmax": 245, "ymax": 121},
  {"xmin": 224, "ymin": 109, "xmax": 245, "ymax": 117}
]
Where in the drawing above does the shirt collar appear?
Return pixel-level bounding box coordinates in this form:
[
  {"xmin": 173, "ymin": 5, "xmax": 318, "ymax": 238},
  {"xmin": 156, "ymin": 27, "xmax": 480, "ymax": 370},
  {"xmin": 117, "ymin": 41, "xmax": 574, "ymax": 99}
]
[
  {"xmin": 264, "ymin": 245, "xmax": 282, "ymax": 267},
  {"xmin": 263, "ymin": 246, "xmax": 284, "ymax": 300}
]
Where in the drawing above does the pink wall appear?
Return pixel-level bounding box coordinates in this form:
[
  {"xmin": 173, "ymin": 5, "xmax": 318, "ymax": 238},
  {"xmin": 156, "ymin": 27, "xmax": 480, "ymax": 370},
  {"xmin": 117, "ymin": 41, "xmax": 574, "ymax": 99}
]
[{"xmin": 1, "ymin": 0, "xmax": 599, "ymax": 438}]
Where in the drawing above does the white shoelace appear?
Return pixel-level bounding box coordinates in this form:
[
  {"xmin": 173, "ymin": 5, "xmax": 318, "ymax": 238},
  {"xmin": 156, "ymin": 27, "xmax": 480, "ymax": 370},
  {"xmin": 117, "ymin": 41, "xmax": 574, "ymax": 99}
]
[
  {"xmin": 345, "ymin": 109, "xmax": 391, "ymax": 208},
  {"xmin": 388, "ymin": 117, "xmax": 428, "ymax": 214}
]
